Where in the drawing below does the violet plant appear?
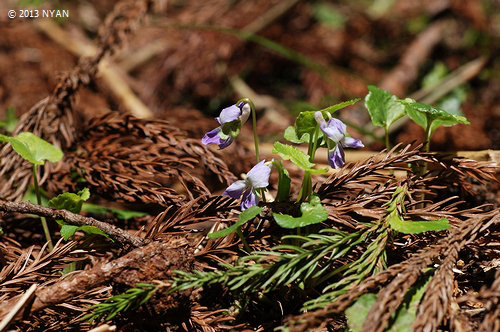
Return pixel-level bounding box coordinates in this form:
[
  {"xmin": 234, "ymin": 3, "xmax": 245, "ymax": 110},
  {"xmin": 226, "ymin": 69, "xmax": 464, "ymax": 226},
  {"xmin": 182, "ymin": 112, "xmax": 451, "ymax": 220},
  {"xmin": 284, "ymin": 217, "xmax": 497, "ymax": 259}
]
[{"xmin": 202, "ymin": 97, "xmax": 363, "ymax": 231}]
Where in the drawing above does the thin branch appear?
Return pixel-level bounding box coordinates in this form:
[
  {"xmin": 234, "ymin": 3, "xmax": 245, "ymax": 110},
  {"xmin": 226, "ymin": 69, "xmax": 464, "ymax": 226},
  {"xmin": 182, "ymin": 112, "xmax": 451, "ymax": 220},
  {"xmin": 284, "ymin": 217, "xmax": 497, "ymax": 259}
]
[{"xmin": 0, "ymin": 200, "xmax": 147, "ymax": 248}]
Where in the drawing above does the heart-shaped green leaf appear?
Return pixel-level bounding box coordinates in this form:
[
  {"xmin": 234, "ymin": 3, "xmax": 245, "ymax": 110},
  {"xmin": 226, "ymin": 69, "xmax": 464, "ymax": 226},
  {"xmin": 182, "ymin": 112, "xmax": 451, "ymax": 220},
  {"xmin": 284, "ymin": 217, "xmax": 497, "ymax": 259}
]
[
  {"xmin": 273, "ymin": 196, "xmax": 328, "ymax": 228},
  {"xmin": 208, "ymin": 206, "xmax": 262, "ymax": 239},
  {"xmin": 365, "ymin": 86, "xmax": 405, "ymax": 130},
  {"xmin": 0, "ymin": 132, "xmax": 63, "ymax": 165}
]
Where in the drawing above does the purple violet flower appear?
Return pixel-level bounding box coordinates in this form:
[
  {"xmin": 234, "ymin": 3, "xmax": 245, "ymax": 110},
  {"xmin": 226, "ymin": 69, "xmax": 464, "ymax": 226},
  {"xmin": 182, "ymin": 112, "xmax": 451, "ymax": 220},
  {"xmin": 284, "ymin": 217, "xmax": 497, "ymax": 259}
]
[
  {"xmin": 202, "ymin": 102, "xmax": 251, "ymax": 149},
  {"xmin": 223, "ymin": 160, "xmax": 271, "ymax": 210},
  {"xmin": 314, "ymin": 111, "xmax": 364, "ymax": 168}
]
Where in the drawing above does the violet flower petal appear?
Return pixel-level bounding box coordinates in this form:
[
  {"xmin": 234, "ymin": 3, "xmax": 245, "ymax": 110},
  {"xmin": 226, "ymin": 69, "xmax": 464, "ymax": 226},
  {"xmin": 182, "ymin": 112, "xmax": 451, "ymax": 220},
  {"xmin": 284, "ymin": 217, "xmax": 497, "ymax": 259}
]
[
  {"xmin": 343, "ymin": 137, "xmax": 364, "ymax": 149},
  {"xmin": 321, "ymin": 118, "xmax": 346, "ymax": 143},
  {"xmin": 241, "ymin": 189, "xmax": 259, "ymax": 210},
  {"xmin": 328, "ymin": 144, "xmax": 345, "ymax": 169},
  {"xmin": 202, "ymin": 127, "xmax": 223, "ymax": 145},
  {"xmin": 223, "ymin": 180, "xmax": 247, "ymax": 199},
  {"xmin": 246, "ymin": 160, "xmax": 271, "ymax": 189},
  {"xmin": 218, "ymin": 105, "xmax": 242, "ymax": 125}
]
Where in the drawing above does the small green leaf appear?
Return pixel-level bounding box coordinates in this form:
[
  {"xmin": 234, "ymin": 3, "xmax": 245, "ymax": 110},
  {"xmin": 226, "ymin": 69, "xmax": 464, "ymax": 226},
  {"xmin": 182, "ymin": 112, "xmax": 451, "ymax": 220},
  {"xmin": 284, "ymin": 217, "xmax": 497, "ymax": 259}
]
[
  {"xmin": 388, "ymin": 212, "xmax": 450, "ymax": 234},
  {"xmin": 60, "ymin": 224, "xmax": 79, "ymax": 241},
  {"xmin": 60, "ymin": 224, "xmax": 111, "ymax": 241},
  {"xmin": 346, "ymin": 293, "xmax": 378, "ymax": 332},
  {"xmin": 272, "ymin": 142, "xmax": 326, "ymax": 175},
  {"xmin": 0, "ymin": 107, "xmax": 18, "ymax": 133},
  {"xmin": 284, "ymin": 126, "xmax": 309, "ymax": 144},
  {"xmin": 48, "ymin": 189, "xmax": 90, "ymax": 214},
  {"xmin": 78, "ymin": 225, "xmax": 111, "ymax": 240},
  {"xmin": 81, "ymin": 203, "xmax": 148, "ymax": 220},
  {"xmin": 273, "ymin": 197, "xmax": 328, "ymax": 229},
  {"xmin": 208, "ymin": 206, "xmax": 262, "ymax": 239},
  {"xmin": 0, "ymin": 132, "xmax": 63, "ymax": 165},
  {"xmin": 400, "ymin": 98, "xmax": 469, "ymax": 134},
  {"xmin": 365, "ymin": 86, "xmax": 405, "ymax": 130}
]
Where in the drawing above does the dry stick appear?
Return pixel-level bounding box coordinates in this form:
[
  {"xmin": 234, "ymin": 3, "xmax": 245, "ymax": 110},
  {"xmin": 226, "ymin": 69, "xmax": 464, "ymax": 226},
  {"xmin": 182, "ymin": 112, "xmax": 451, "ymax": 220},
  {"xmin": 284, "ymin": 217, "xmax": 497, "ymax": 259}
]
[
  {"xmin": 0, "ymin": 284, "xmax": 37, "ymax": 332},
  {"xmin": 35, "ymin": 20, "xmax": 154, "ymax": 119},
  {"xmin": 0, "ymin": 200, "xmax": 147, "ymax": 248},
  {"xmin": 253, "ymin": 142, "xmax": 500, "ymax": 171},
  {"xmin": 379, "ymin": 21, "xmax": 446, "ymax": 98}
]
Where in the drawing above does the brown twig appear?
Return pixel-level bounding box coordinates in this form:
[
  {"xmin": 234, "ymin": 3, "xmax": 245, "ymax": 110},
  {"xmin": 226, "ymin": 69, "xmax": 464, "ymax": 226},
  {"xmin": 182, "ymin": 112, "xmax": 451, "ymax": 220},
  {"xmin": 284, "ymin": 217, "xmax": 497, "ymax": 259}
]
[{"xmin": 0, "ymin": 200, "xmax": 147, "ymax": 248}]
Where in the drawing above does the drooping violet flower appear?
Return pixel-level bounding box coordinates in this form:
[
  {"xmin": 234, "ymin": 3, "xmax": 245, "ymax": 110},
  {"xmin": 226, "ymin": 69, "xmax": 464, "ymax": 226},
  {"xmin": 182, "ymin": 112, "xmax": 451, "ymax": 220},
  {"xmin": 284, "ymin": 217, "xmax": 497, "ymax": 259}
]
[
  {"xmin": 202, "ymin": 102, "xmax": 251, "ymax": 149},
  {"xmin": 314, "ymin": 111, "xmax": 364, "ymax": 168},
  {"xmin": 223, "ymin": 160, "xmax": 271, "ymax": 210}
]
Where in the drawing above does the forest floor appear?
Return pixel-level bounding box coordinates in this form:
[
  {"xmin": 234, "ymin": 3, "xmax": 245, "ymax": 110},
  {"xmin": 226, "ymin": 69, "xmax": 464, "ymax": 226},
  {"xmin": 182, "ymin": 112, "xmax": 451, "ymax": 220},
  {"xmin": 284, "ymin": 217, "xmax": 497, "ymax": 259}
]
[{"xmin": 0, "ymin": 0, "xmax": 499, "ymax": 331}]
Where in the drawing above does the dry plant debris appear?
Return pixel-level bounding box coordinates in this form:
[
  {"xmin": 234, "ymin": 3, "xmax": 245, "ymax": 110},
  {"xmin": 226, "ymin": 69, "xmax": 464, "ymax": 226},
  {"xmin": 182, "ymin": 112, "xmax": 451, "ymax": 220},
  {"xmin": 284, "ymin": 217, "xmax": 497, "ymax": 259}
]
[{"xmin": 0, "ymin": 0, "xmax": 498, "ymax": 331}]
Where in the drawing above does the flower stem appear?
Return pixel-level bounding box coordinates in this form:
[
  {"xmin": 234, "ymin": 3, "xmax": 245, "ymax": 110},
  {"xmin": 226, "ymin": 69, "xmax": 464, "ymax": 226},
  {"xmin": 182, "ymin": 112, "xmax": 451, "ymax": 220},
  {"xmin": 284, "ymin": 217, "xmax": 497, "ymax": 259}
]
[
  {"xmin": 33, "ymin": 165, "xmax": 53, "ymax": 251},
  {"xmin": 310, "ymin": 126, "xmax": 320, "ymax": 163},
  {"xmin": 239, "ymin": 98, "xmax": 260, "ymax": 163},
  {"xmin": 236, "ymin": 228, "xmax": 251, "ymax": 253},
  {"xmin": 239, "ymin": 98, "xmax": 266, "ymax": 202}
]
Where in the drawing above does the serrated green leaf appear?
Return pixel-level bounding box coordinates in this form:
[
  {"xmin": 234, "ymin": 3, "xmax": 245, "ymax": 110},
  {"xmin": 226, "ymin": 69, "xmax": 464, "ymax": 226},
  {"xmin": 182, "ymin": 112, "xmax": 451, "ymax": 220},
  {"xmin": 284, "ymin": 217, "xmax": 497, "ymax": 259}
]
[
  {"xmin": 400, "ymin": 98, "xmax": 469, "ymax": 134},
  {"xmin": 365, "ymin": 86, "xmax": 405, "ymax": 130},
  {"xmin": 208, "ymin": 206, "xmax": 262, "ymax": 239},
  {"xmin": 0, "ymin": 132, "xmax": 63, "ymax": 165},
  {"xmin": 388, "ymin": 212, "xmax": 450, "ymax": 234},
  {"xmin": 273, "ymin": 197, "xmax": 328, "ymax": 229},
  {"xmin": 78, "ymin": 188, "xmax": 90, "ymax": 201},
  {"xmin": 60, "ymin": 224, "xmax": 79, "ymax": 241},
  {"xmin": 319, "ymin": 98, "xmax": 360, "ymax": 114},
  {"xmin": 272, "ymin": 142, "xmax": 314, "ymax": 170},
  {"xmin": 346, "ymin": 293, "xmax": 378, "ymax": 332}
]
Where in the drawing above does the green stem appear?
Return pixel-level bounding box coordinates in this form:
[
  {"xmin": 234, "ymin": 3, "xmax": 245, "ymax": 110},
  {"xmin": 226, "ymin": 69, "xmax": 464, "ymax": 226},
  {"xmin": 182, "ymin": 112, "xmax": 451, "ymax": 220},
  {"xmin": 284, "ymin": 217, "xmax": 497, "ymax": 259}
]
[
  {"xmin": 424, "ymin": 121, "xmax": 432, "ymax": 153},
  {"xmin": 236, "ymin": 228, "xmax": 251, "ymax": 253},
  {"xmin": 384, "ymin": 126, "xmax": 391, "ymax": 151},
  {"xmin": 239, "ymin": 98, "xmax": 260, "ymax": 163},
  {"xmin": 33, "ymin": 165, "xmax": 53, "ymax": 251},
  {"xmin": 310, "ymin": 126, "xmax": 320, "ymax": 163},
  {"xmin": 297, "ymin": 171, "xmax": 312, "ymax": 203}
]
